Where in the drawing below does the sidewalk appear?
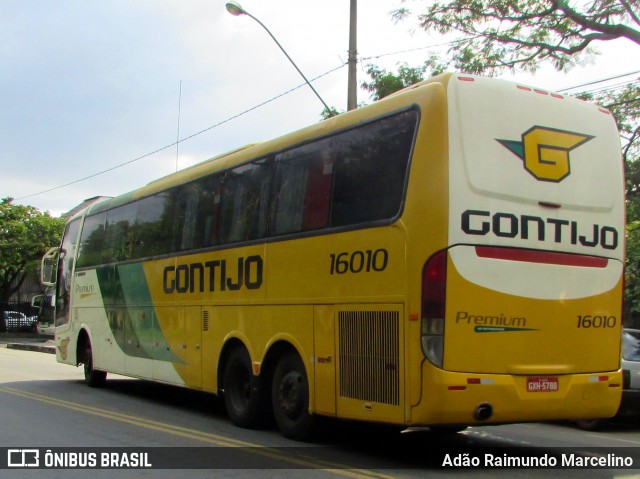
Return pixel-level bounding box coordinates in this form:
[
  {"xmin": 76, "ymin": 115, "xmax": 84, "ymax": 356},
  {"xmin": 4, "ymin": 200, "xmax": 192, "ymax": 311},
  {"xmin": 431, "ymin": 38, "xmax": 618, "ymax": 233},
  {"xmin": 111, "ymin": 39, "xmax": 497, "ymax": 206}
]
[{"xmin": 0, "ymin": 325, "xmax": 56, "ymax": 354}]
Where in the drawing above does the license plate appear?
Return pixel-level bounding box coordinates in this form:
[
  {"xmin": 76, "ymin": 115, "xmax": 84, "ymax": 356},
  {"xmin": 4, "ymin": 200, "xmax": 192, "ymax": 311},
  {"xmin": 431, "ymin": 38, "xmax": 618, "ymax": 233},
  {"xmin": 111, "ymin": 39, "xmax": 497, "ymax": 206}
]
[{"xmin": 527, "ymin": 376, "xmax": 559, "ymax": 393}]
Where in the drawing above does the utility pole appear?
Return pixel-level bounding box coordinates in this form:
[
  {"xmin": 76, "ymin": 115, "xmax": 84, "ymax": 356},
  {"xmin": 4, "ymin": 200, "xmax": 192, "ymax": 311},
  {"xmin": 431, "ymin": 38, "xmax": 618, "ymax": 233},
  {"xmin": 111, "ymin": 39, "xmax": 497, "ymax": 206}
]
[{"xmin": 347, "ymin": 0, "xmax": 357, "ymax": 111}]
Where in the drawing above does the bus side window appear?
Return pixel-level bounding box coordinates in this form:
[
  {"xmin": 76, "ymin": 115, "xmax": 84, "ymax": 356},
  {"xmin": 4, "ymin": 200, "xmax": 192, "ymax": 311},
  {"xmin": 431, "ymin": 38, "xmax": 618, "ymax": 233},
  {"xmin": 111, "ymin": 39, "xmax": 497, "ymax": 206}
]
[
  {"xmin": 134, "ymin": 191, "xmax": 175, "ymax": 258},
  {"xmin": 103, "ymin": 204, "xmax": 137, "ymax": 263},
  {"xmin": 77, "ymin": 212, "xmax": 108, "ymax": 268},
  {"xmin": 271, "ymin": 139, "xmax": 332, "ymax": 236},
  {"xmin": 198, "ymin": 175, "xmax": 221, "ymax": 248},
  {"xmin": 331, "ymin": 110, "xmax": 416, "ymax": 226},
  {"xmin": 174, "ymin": 174, "xmax": 222, "ymax": 252},
  {"xmin": 302, "ymin": 156, "xmax": 333, "ymax": 231},
  {"xmin": 219, "ymin": 159, "xmax": 271, "ymax": 244},
  {"xmin": 176, "ymin": 182, "xmax": 203, "ymax": 251}
]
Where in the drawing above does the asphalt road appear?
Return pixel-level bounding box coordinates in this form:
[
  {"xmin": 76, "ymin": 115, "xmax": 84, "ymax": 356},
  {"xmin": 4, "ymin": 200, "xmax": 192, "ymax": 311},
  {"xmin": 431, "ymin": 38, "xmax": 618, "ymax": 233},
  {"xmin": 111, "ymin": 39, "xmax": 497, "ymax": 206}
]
[{"xmin": 1, "ymin": 346, "xmax": 640, "ymax": 479}]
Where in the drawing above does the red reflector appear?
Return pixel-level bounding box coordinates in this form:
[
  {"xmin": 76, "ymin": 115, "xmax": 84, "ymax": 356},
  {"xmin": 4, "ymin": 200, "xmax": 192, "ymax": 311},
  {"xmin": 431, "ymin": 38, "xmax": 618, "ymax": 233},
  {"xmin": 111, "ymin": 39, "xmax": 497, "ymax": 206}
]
[
  {"xmin": 458, "ymin": 76, "xmax": 475, "ymax": 82},
  {"xmin": 517, "ymin": 86, "xmax": 532, "ymax": 91},
  {"xmin": 448, "ymin": 386, "xmax": 466, "ymax": 391},
  {"xmin": 551, "ymin": 93, "xmax": 564, "ymax": 99},
  {"xmin": 475, "ymin": 246, "xmax": 608, "ymax": 268},
  {"xmin": 534, "ymin": 89, "xmax": 549, "ymax": 95}
]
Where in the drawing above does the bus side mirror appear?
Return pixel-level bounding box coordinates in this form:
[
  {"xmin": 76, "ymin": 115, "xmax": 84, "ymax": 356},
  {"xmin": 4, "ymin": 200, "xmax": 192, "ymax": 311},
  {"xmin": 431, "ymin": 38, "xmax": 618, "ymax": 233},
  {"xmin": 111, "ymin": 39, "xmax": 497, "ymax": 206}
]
[{"xmin": 41, "ymin": 247, "xmax": 59, "ymax": 287}]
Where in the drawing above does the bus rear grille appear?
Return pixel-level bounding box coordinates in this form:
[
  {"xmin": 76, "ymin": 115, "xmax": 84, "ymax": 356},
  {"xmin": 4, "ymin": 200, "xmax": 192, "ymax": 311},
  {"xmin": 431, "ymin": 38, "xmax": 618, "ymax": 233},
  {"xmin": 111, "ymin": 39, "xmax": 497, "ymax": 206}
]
[{"xmin": 338, "ymin": 310, "xmax": 400, "ymax": 405}]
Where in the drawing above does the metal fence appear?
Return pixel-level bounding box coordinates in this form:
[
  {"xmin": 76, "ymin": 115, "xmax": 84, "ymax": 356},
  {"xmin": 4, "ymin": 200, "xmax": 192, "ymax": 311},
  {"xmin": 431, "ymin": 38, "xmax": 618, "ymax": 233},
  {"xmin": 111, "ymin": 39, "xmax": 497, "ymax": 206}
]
[{"xmin": 0, "ymin": 300, "xmax": 40, "ymax": 333}]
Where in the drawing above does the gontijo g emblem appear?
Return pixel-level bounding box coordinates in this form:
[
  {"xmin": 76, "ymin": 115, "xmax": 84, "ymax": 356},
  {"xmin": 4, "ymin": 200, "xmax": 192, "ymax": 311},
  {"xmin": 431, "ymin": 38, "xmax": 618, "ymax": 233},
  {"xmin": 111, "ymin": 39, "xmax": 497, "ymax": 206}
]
[{"xmin": 498, "ymin": 126, "xmax": 594, "ymax": 182}]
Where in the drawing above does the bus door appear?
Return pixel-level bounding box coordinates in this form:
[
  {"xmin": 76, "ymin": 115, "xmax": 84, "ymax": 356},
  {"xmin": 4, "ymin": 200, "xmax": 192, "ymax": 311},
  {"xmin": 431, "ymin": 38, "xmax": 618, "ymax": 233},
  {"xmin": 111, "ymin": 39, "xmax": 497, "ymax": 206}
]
[
  {"xmin": 54, "ymin": 219, "xmax": 81, "ymax": 331},
  {"xmin": 50, "ymin": 218, "xmax": 81, "ymax": 365}
]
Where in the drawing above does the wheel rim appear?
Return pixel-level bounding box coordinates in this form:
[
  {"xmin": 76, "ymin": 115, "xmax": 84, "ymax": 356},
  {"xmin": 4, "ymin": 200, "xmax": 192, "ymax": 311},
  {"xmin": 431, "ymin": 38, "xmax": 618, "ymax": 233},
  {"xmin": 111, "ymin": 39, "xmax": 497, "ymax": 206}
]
[
  {"xmin": 228, "ymin": 360, "xmax": 251, "ymax": 409},
  {"xmin": 277, "ymin": 370, "xmax": 304, "ymax": 420}
]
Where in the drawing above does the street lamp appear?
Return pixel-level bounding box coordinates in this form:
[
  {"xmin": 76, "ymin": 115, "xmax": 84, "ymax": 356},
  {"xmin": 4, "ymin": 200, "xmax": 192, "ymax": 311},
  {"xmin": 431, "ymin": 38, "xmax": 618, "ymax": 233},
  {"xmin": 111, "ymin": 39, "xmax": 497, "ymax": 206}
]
[{"xmin": 225, "ymin": 1, "xmax": 333, "ymax": 115}]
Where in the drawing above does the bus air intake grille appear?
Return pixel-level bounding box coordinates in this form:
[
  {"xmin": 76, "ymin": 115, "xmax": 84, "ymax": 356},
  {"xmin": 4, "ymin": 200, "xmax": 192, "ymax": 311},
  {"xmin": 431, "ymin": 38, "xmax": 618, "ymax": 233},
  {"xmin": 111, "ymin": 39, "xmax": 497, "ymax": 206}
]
[
  {"xmin": 338, "ymin": 310, "xmax": 400, "ymax": 405},
  {"xmin": 202, "ymin": 310, "xmax": 209, "ymax": 332}
]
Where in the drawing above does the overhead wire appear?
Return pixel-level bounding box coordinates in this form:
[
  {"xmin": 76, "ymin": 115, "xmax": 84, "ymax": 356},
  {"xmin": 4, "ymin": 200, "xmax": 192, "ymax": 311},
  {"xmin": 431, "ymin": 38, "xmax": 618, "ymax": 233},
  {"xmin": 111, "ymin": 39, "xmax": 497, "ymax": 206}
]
[
  {"xmin": 16, "ymin": 63, "xmax": 347, "ymax": 201},
  {"xmin": 14, "ymin": 37, "xmax": 488, "ymax": 201},
  {"xmin": 15, "ymin": 43, "xmax": 640, "ymax": 202},
  {"xmin": 556, "ymin": 70, "xmax": 640, "ymax": 92}
]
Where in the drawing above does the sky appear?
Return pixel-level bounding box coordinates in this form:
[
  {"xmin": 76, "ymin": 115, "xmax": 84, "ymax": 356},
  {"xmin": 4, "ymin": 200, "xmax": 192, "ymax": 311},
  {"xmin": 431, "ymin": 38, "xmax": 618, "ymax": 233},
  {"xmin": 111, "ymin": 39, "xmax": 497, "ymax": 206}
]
[{"xmin": 3, "ymin": 0, "xmax": 639, "ymax": 217}]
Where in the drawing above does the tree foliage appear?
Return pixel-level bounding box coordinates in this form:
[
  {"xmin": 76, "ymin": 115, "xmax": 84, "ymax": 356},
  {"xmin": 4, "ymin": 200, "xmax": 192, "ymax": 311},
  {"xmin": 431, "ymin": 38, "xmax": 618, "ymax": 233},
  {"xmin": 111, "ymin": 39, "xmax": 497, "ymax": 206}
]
[
  {"xmin": 577, "ymin": 82, "xmax": 640, "ymax": 199},
  {"xmin": 362, "ymin": 63, "xmax": 432, "ymax": 101},
  {"xmin": 393, "ymin": 0, "xmax": 640, "ymax": 74},
  {"xmin": 626, "ymin": 221, "xmax": 640, "ymax": 325},
  {"xmin": 0, "ymin": 198, "xmax": 65, "ymax": 303}
]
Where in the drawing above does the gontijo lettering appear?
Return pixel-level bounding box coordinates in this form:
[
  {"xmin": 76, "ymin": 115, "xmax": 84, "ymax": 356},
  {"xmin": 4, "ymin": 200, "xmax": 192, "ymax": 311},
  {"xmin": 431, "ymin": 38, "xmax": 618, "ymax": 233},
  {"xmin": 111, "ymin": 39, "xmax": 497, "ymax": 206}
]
[
  {"xmin": 163, "ymin": 255, "xmax": 263, "ymax": 294},
  {"xmin": 461, "ymin": 209, "xmax": 619, "ymax": 250}
]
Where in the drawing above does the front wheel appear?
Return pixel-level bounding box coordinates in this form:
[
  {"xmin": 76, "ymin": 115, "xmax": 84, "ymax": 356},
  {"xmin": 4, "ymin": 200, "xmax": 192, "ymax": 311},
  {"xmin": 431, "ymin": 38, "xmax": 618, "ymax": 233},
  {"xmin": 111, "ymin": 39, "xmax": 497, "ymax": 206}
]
[
  {"xmin": 223, "ymin": 347, "xmax": 266, "ymax": 428},
  {"xmin": 83, "ymin": 341, "xmax": 106, "ymax": 388},
  {"xmin": 272, "ymin": 352, "xmax": 315, "ymax": 441}
]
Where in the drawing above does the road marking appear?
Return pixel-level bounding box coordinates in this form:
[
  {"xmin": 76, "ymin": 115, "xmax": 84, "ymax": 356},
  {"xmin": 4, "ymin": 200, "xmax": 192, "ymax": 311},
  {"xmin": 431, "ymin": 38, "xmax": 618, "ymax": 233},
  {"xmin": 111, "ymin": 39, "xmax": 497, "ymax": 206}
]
[{"xmin": 0, "ymin": 386, "xmax": 396, "ymax": 479}]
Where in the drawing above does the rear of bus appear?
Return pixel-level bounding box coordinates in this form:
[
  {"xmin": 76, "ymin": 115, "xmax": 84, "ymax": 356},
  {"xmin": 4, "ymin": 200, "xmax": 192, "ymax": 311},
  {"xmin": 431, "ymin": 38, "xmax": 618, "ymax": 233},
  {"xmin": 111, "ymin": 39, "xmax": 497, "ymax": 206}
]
[{"xmin": 416, "ymin": 74, "xmax": 624, "ymax": 425}]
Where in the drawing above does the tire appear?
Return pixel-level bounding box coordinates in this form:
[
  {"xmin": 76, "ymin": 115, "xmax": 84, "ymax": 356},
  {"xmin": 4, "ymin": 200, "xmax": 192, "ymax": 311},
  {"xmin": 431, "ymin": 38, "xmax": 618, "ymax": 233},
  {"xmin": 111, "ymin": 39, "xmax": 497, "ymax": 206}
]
[
  {"xmin": 223, "ymin": 347, "xmax": 266, "ymax": 428},
  {"xmin": 83, "ymin": 341, "xmax": 107, "ymax": 388},
  {"xmin": 271, "ymin": 352, "xmax": 315, "ymax": 441},
  {"xmin": 575, "ymin": 419, "xmax": 606, "ymax": 431}
]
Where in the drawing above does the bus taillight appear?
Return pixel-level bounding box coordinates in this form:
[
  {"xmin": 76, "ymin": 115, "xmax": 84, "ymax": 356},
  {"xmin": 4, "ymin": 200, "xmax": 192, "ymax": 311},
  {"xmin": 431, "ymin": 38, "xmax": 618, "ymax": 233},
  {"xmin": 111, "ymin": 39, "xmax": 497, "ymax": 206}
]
[{"xmin": 421, "ymin": 250, "xmax": 447, "ymax": 368}]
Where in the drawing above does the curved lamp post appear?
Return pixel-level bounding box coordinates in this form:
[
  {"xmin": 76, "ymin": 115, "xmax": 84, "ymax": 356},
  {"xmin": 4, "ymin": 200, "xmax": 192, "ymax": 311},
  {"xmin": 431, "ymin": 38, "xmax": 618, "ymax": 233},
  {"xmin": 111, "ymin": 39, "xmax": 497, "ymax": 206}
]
[{"xmin": 225, "ymin": 1, "xmax": 333, "ymax": 115}]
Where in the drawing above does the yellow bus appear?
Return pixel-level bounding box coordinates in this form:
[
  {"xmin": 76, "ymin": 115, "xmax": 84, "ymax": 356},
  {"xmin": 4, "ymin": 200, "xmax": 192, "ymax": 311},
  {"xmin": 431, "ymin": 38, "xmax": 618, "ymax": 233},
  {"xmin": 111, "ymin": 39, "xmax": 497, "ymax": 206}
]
[{"xmin": 42, "ymin": 73, "xmax": 625, "ymax": 440}]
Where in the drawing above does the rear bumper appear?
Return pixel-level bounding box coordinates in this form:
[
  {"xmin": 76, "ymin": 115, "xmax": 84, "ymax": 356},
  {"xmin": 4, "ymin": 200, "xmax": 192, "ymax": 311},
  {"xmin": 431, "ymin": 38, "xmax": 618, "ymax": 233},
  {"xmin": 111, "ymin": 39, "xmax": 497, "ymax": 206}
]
[{"xmin": 410, "ymin": 367, "xmax": 622, "ymax": 426}]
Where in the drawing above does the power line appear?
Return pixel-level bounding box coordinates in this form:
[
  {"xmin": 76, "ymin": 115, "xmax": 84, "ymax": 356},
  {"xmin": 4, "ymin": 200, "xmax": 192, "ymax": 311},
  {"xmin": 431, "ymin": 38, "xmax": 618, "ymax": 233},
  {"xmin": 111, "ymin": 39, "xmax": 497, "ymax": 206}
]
[
  {"xmin": 360, "ymin": 37, "xmax": 471, "ymax": 62},
  {"xmin": 583, "ymin": 79, "xmax": 640, "ymax": 96},
  {"xmin": 16, "ymin": 63, "xmax": 346, "ymax": 202},
  {"xmin": 557, "ymin": 70, "xmax": 640, "ymax": 92},
  {"xmin": 14, "ymin": 56, "xmax": 640, "ymax": 203}
]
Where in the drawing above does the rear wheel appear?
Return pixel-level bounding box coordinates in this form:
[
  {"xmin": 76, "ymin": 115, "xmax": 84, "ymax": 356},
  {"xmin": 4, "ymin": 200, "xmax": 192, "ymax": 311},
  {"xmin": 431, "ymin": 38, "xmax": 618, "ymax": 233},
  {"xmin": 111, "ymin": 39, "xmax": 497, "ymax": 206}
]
[
  {"xmin": 272, "ymin": 352, "xmax": 314, "ymax": 441},
  {"xmin": 83, "ymin": 340, "xmax": 106, "ymax": 388},
  {"xmin": 575, "ymin": 418, "xmax": 606, "ymax": 431},
  {"xmin": 223, "ymin": 347, "xmax": 266, "ymax": 428}
]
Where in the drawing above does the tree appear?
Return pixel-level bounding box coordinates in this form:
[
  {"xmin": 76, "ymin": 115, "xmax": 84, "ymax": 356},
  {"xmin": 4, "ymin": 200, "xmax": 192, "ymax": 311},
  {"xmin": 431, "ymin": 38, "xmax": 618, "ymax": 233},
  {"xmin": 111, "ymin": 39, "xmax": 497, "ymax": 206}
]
[
  {"xmin": 577, "ymin": 82, "xmax": 640, "ymax": 200},
  {"xmin": 362, "ymin": 62, "xmax": 431, "ymax": 101},
  {"xmin": 0, "ymin": 198, "xmax": 65, "ymax": 306},
  {"xmin": 392, "ymin": 0, "xmax": 640, "ymax": 74},
  {"xmin": 626, "ymin": 221, "xmax": 640, "ymax": 325}
]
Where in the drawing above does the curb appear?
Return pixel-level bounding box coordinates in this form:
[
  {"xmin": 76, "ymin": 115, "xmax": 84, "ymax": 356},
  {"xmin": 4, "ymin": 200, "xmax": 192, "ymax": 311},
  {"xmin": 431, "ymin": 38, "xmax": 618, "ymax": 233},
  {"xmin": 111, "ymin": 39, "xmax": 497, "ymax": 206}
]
[{"xmin": 5, "ymin": 342, "xmax": 56, "ymax": 354}]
